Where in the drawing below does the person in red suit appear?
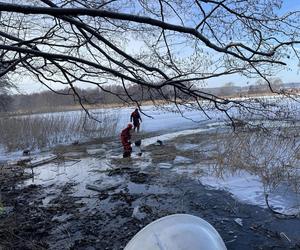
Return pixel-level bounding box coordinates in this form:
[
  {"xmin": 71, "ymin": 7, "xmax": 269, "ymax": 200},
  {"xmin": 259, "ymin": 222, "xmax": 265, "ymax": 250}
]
[
  {"xmin": 130, "ymin": 108, "xmax": 142, "ymax": 132},
  {"xmin": 121, "ymin": 123, "xmax": 133, "ymax": 158}
]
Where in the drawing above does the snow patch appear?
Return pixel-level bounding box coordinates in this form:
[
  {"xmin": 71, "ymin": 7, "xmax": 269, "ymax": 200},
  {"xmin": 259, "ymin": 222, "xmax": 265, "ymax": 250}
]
[{"xmin": 173, "ymin": 156, "xmax": 193, "ymax": 164}]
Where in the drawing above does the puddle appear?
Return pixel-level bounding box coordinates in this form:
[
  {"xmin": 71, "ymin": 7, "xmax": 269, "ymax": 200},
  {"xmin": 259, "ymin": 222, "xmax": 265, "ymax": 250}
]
[
  {"xmin": 169, "ymin": 128, "xmax": 300, "ymax": 215},
  {"xmin": 194, "ymin": 165, "xmax": 300, "ymax": 215},
  {"xmin": 23, "ymin": 155, "xmax": 125, "ymax": 204}
]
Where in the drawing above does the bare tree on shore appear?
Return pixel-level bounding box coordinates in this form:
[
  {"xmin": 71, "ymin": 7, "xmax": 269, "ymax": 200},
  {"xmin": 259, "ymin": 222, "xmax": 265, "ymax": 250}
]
[
  {"xmin": 0, "ymin": 56, "xmax": 14, "ymax": 111},
  {"xmin": 0, "ymin": 0, "xmax": 299, "ymax": 121}
]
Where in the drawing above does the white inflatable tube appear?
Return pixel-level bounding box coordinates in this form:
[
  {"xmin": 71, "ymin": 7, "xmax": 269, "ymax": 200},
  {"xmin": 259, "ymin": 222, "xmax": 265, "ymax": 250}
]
[{"xmin": 125, "ymin": 214, "xmax": 227, "ymax": 250}]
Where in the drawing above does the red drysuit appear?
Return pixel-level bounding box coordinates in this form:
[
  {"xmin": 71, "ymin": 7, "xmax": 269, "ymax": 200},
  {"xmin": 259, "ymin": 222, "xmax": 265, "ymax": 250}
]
[{"xmin": 121, "ymin": 124, "xmax": 132, "ymax": 157}]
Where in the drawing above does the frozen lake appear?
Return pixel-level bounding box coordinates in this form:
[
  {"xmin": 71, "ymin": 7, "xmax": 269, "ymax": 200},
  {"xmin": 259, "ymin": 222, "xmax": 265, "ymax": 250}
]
[{"xmin": 2, "ymin": 97, "xmax": 300, "ymax": 216}]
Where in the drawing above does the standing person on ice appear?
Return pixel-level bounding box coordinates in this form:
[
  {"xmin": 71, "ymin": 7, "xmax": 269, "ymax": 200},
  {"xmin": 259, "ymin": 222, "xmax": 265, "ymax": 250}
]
[
  {"xmin": 121, "ymin": 123, "xmax": 133, "ymax": 158},
  {"xmin": 130, "ymin": 108, "xmax": 142, "ymax": 132}
]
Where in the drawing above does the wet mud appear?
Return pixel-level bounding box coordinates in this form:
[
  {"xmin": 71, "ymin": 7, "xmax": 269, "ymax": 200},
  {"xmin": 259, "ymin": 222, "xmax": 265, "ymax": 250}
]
[{"xmin": 0, "ymin": 131, "xmax": 300, "ymax": 250}]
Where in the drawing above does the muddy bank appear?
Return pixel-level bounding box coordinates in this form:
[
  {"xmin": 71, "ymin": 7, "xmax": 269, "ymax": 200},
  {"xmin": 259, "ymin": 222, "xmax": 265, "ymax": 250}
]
[
  {"xmin": 1, "ymin": 128, "xmax": 300, "ymax": 250},
  {"xmin": 1, "ymin": 165, "xmax": 300, "ymax": 249}
]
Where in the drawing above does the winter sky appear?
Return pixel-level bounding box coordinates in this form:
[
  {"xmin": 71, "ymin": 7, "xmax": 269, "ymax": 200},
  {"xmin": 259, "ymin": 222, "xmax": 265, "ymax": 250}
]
[{"xmin": 12, "ymin": 0, "xmax": 300, "ymax": 94}]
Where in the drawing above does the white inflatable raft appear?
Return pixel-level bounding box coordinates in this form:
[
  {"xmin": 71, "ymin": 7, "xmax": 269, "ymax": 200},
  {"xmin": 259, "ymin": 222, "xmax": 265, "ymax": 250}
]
[{"xmin": 125, "ymin": 214, "xmax": 227, "ymax": 250}]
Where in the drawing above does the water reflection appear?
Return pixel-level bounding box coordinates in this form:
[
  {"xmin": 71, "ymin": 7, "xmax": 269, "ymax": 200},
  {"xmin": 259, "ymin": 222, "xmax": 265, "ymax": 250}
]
[{"xmin": 171, "ymin": 127, "xmax": 300, "ymax": 215}]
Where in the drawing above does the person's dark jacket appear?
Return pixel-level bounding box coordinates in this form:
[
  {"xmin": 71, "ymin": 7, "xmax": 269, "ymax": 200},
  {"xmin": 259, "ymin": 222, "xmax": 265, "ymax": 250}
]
[{"xmin": 130, "ymin": 110, "xmax": 141, "ymax": 125}]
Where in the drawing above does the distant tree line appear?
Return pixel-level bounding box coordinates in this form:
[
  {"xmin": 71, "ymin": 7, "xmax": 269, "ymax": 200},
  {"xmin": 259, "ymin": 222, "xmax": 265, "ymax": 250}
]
[
  {"xmin": 1, "ymin": 84, "xmax": 180, "ymax": 113},
  {"xmin": 2, "ymin": 79, "xmax": 299, "ymax": 114}
]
